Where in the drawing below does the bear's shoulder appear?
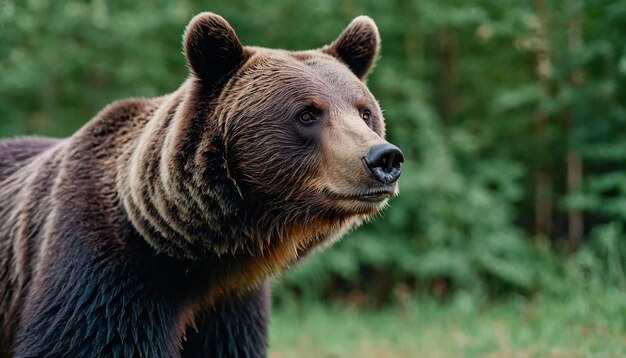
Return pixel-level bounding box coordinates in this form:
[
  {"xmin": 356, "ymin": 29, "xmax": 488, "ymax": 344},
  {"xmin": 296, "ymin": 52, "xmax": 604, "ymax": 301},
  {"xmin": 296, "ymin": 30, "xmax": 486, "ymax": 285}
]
[{"xmin": 0, "ymin": 137, "xmax": 61, "ymax": 182}]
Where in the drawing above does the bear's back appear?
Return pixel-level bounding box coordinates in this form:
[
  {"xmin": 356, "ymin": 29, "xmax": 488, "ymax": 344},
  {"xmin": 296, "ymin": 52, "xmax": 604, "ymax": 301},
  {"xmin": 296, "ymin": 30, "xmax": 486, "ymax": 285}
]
[{"xmin": 0, "ymin": 137, "xmax": 61, "ymax": 182}]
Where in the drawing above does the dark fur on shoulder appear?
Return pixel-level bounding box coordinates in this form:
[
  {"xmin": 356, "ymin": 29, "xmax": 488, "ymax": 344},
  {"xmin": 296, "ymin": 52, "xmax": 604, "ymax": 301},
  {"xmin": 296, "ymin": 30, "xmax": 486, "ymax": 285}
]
[{"xmin": 0, "ymin": 12, "xmax": 399, "ymax": 357}]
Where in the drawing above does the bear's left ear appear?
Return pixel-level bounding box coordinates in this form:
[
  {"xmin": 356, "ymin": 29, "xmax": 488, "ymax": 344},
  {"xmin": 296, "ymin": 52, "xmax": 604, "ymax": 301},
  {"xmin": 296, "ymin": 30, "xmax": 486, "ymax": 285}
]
[
  {"xmin": 183, "ymin": 12, "xmax": 247, "ymax": 85},
  {"xmin": 323, "ymin": 16, "xmax": 380, "ymax": 79}
]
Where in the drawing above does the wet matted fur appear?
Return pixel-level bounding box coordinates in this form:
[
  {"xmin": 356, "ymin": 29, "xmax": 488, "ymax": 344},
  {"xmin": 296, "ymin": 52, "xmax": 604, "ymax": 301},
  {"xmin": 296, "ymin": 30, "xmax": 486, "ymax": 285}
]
[{"xmin": 0, "ymin": 12, "xmax": 401, "ymax": 357}]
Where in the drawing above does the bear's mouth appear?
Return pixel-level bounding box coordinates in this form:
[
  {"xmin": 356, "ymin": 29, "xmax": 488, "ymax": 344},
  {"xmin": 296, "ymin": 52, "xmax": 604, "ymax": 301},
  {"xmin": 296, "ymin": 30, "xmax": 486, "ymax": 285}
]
[{"xmin": 324, "ymin": 188, "xmax": 396, "ymax": 203}]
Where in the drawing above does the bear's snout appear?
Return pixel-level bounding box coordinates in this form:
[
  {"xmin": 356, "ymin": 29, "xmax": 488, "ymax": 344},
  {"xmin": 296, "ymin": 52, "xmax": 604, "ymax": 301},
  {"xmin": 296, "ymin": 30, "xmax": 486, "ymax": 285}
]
[{"xmin": 363, "ymin": 143, "xmax": 404, "ymax": 185}]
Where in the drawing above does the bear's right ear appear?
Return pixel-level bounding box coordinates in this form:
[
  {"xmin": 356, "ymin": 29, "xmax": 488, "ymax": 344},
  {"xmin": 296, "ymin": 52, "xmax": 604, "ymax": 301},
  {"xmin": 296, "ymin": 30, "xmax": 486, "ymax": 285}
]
[{"xmin": 183, "ymin": 13, "xmax": 246, "ymax": 85}]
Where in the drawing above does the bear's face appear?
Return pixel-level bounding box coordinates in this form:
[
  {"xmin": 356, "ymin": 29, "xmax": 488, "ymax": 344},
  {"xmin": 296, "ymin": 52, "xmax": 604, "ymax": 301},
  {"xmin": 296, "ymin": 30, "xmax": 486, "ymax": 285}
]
[
  {"xmin": 182, "ymin": 13, "xmax": 402, "ymax": 250},
  {"xmin": 224, "ymin": 52, "xmax": 398, "ymax": 217}
]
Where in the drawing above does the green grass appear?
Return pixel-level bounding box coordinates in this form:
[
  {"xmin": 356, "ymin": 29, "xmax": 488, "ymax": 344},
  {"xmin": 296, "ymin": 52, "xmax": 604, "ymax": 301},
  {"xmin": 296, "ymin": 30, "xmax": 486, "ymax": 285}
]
[{"xmin": 269, "ymin": 290, "xmax": 626, "ymax": 357}]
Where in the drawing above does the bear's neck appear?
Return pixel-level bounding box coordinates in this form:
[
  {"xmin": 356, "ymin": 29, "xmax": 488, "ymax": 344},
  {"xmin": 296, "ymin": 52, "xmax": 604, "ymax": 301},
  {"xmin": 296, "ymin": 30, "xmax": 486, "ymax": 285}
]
[{"xmin": 116, "ymin": 81, "xmax": 246, "ymax": 260}]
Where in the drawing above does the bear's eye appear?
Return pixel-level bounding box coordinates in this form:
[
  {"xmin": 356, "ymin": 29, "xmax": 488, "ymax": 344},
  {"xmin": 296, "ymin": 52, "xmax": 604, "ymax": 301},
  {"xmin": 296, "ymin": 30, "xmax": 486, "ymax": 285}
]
[
  {"xmin": 362, "ymin": 110, "xmax": 372, "ymax": 122},
  {"xmin": 299, "ymin": 111, "xmax": 316, "ymax": 124}
]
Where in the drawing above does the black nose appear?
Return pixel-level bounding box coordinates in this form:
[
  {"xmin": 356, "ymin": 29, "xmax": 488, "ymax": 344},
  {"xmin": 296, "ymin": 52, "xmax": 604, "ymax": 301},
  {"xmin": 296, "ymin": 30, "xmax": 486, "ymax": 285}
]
[{"xmin": 364, "ymin": 143, "xmax": 404, "ymax": 184}]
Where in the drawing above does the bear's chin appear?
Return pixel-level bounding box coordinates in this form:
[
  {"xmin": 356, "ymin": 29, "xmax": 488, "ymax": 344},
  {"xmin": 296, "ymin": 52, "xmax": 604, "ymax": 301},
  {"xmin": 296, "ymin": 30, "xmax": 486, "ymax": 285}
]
[
  {"xmin": 331, "ymin": 197, "xmax": 390, "ymax": 216},
  {"xmin": 319, "ymin": 187, "xmax": 395, "ymax": 216}
]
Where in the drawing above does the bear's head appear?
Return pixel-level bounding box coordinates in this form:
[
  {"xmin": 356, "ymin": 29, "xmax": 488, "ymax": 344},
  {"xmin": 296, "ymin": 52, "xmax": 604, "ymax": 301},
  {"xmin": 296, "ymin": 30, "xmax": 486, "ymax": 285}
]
[{"xmin": 124, "ymin": 13, "xmax": 403, "ymax": 265}]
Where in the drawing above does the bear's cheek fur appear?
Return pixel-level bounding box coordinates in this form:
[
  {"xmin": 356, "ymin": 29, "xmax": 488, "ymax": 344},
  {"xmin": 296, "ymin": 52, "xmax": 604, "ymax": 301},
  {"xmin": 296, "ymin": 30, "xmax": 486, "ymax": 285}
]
[{"xmin": 227, "ymin": 123, "xmax": 319, "ymax": 202}]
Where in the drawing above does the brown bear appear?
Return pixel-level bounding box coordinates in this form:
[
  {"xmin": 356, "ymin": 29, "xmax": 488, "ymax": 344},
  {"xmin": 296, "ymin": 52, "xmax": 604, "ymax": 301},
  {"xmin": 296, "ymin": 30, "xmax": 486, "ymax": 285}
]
[{"xmin": 0, "ymin": 12, "xmax": 403, "ymax": 357}]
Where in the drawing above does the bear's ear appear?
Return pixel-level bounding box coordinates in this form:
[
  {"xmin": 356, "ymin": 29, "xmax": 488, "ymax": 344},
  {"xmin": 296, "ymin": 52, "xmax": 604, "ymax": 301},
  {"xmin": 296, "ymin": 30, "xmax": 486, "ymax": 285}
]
[
  {"xmin": 323, "ymin": 16, "xmax": 380, "ymax": 79},
  {"xmin": 183, "ymin": 12, "xmax": 246, "ymax": 85}
]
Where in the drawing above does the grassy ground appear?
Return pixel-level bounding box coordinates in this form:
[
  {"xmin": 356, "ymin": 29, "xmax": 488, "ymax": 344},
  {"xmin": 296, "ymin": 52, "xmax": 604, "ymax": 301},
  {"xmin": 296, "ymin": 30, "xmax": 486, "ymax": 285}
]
[{"xmin": 269, "ymin": 289, "xmax": 626, "ymax": 357}]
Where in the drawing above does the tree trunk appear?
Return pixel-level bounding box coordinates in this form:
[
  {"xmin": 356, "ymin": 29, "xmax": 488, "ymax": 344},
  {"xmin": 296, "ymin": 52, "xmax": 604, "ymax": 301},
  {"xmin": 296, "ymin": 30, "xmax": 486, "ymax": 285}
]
[
  {"xmin": 532, "ymin": 0, "xmax": 553, "ymax": 239},
  {"xmin": 566, "ymin": 0, "xmax": 584, "ymax": 248},
  {"xmin": 437, "ymin": 28, "xmax": 457, "ymax": 123}
]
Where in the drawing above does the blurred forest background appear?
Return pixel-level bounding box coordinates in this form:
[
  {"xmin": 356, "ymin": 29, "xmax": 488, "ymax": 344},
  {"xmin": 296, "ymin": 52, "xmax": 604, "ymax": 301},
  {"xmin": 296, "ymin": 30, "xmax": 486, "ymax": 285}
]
[{"xmin": 2, "ymin": 0, "xmax": 626, "ymax": 356}]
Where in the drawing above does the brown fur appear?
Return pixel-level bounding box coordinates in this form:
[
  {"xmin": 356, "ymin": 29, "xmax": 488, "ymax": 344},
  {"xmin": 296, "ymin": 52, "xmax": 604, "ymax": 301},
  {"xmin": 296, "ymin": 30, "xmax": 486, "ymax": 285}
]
[{"xmin": 0, "ymin": 13, "xmax": 400, "ymax": 356}]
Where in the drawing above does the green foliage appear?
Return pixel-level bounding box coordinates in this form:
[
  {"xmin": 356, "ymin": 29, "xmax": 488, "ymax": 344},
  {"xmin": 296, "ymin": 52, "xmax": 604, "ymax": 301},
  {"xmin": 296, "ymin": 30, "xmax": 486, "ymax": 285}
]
[
  {"xmin": 2, "ymin": 0, "xmax": 626, "ymax": 302},
  {"xmin": 570, "ymin": 222, "xmax": 626, "ymax": 289}
]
